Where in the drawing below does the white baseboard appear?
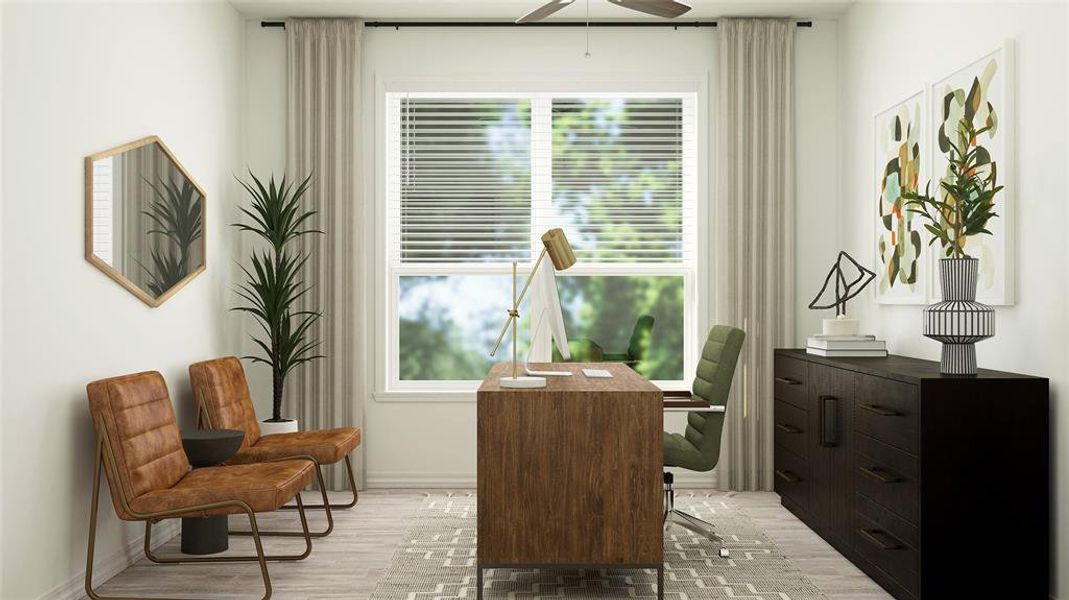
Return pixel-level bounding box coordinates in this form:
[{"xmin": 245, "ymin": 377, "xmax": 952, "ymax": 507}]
[
  {"xmin": 366, "ymin": 471, "xmax": 476, "ymax": 488},
  {"xmin": 36, "ymin": 521, "xmax": 179, "ymax": 600},
  {"xmin": 366, "ymin": 471, "xmax": 719, "ymax": 489}
]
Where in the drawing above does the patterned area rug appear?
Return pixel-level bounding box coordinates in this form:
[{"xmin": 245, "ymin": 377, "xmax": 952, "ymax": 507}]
[{"xmin": 370, "ymin": 493, "xmax": 826, "ymax": 599}]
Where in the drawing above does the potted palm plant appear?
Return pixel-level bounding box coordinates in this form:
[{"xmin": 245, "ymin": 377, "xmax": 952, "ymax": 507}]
[
  {"xmin": 902, "ymin": 117, "xmax": 1001, "ymax": 375},
  {"xmin": 233, "ymin": 172, "xmax": 323, "ymax": 434}
]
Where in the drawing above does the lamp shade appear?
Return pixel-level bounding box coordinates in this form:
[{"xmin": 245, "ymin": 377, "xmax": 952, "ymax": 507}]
[{"xmin": 541, "ymin": 228, "xmax": 576, "ymax": 271}]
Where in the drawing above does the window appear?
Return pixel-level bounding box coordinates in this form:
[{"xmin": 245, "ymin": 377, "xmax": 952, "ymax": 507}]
[{"xmin": 386, "ymin": 92, "xmax": 697, "ymax": 390}]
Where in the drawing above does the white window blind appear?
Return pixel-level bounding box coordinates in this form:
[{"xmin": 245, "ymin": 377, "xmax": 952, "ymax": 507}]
[
  {"xmin": 394, "ymin": 97, "xmax": 532, "ymax": 264},
  {"xmin": 545, "ymin": 98, "xmax": 696, "ymax": 264}
]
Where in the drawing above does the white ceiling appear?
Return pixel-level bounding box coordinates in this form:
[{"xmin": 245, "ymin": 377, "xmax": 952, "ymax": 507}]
[{"xmin": 228, "ymin": 0, "xmax": 856, "ymax": 20}]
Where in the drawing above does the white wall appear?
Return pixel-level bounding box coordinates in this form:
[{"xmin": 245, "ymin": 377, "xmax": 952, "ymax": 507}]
[
  {"xmin": 838, "ymin": 2, "xmax": 1068, "ymax": 597},
  {"xmin": 242, "ymin": 20, "xmax": 841, "ymax": 487},
  {"xmin": 0, "ymin": 2, "xmax": 244, "ymax": 598},
  {"xmin": 0, "ymin": 0, "xmax": 6, "ymax": 588}
]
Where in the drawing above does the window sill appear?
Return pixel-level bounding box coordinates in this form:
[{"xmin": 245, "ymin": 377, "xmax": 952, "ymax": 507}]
[{"xmin": 373, "ymin": 389, "xmax": 477, "ymax": 403}]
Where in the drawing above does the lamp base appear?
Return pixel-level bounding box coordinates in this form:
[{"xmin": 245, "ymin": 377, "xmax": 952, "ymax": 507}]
[{"xmin": 500, "ymin": 376, "xmax": 546, "ymax": 389}]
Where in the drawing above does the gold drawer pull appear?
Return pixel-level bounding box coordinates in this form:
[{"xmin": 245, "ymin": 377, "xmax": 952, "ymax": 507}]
[
  {"xmin": 859, "ymin": 465, "xmax": 902, "ymax": 483},
  {"xmin": 774, "ymin": 469, "xmax": 801, "ymax": 483},
  {"xmin": 860, "ymin": 403, "xmax": 900, "ymax": 417},
  {"xmin": 775, "ymin": 422, "xmax": 802, "ymax": 434},
  {"xmin": 858, "ymin": 528, "xmax": 902, "ymax": 551},
  {"xmin": 775, "ymin": 376, "xmax": 802, "ymax": 385}
]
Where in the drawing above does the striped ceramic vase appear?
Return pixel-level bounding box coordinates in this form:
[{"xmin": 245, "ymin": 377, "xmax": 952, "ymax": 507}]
[{"xmin": 923, "ymin": 258, "xmax": 995, "ymax": 375}]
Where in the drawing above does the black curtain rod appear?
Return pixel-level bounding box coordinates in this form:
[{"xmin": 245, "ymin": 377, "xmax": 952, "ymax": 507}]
[{"xmin": 260, "ymin": 20, "xmax": 813, "ymax": 29}]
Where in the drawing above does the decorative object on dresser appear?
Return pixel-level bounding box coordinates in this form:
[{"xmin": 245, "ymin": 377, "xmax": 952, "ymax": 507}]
[
  {"xmin": 84, "ymin": 136, "xmax": 206, "ymax": 307},
  {"xmin": 903, "ymin": 116, "xmax": 1000, "ymax": 374},
  {"xmin": 806, "ymin": 251, "xmax": 885, "ymax": 357},
  {"xmin": 773, "ymin": 349, "xmax": 1048, "ymax": 600},
  {"xmin": 927, "ymin": 41, "xmax": 1015, "ymax": 305},
  {"xmin": 233, "ymin": 172, "xmax": 323, "ymax": 433}
]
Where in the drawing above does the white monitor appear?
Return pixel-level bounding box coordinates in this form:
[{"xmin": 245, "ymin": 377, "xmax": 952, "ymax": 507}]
[{"xmin": 525, "ymin": 259, "xmax": 571, "ymax": 377}]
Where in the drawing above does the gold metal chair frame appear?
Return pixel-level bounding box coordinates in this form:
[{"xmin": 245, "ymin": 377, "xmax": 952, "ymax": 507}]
[
  {"xmin": 86, "ymin": 423, "xmax": 314, "ymax": 600},
  {"xmin": 196, "ymin": 398, "xmax": 360, "ymax": 515}
]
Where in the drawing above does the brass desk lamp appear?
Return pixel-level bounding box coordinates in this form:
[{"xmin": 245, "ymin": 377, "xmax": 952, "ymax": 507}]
[{"xmin": 489, "ymin": 228, "xmax": 576, "ymax": 388}]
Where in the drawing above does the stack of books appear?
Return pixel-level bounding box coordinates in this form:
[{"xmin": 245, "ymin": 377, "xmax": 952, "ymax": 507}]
[{"xmin": 806, "ymin": 334, "xmax": 887, "ymax": 357}]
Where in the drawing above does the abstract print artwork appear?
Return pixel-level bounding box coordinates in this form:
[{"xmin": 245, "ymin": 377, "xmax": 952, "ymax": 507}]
[
  {"xmin": 875, "ymin": 90, "xmax": 927, "ymax": 304},
  {"xmin": 930, "ymin": 42, "xmax": 1015, "ymax": 304}
]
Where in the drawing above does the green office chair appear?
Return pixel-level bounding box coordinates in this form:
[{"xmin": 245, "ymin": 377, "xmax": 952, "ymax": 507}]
[{"xmin": 663, "ymin": 325, "xmax": 745, "ymax": 557}]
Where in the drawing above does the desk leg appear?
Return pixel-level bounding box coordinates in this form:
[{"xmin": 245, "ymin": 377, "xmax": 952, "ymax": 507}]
[
  {"xmin": 657, "ymin": 565, "xmax": 664, "ymax": 600},
  {"xmin": 476, "ymin": 565, "xmax": 483, "ymax": 600}
]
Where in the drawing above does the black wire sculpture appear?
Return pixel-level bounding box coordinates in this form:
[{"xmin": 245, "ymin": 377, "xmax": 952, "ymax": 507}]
[{"xmin": 808, "ymin": 251, "xmax": 876, "ymax": 316}]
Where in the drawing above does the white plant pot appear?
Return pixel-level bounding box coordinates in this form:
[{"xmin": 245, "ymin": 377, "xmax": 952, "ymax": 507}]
[{"xmin": 259, "ymin": 419, "xmax": 299, "ymax": 436}]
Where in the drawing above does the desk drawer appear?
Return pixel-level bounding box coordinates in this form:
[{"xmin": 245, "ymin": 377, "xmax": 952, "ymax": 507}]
[
  {"xmin": 854, "ymin": 494, "xmax": 919, "ymax": 598},
  {"xmin": 774, "ymin": 399, "xmax": 808, "ymax": 458},
  {"xmin": 774, "ymin": 444, "xmax": 809, "ymax": 511},
  {"xmin": 855, "ymin": 434, "xmax": 919, "ymax": 524},
  {"xmin": 854, "ymin": 375, "xmax": 918, "ymax": 454},
  {"xmin": 774, "ymin": 356, "xmax": 808, "ymax": 409}
]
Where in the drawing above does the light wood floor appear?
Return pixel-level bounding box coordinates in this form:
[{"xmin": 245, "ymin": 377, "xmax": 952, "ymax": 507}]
[{"xmin": 95, "ymin": 490, "xmax": 892, "ymax": 599}]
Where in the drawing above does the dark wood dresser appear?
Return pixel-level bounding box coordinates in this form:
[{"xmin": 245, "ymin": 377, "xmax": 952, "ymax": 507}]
[{"xmin": 773, "ymin": 349, "xmax": 1049, "ymax": 599}]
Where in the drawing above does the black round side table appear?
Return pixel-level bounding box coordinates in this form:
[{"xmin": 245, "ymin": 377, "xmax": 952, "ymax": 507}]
[{"xmin": 179, "ymin": 429, "xmax": 245, "ymax": 555}]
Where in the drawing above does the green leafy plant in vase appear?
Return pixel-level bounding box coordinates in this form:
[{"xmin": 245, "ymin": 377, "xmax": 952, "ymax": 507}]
[
  {"xmin": 901, "ymin": 117, "xmax": 1000, "ymax": 375},
  {"xmin": 233, "ymin": 172, "xmax": 323, "ymax": 433}
]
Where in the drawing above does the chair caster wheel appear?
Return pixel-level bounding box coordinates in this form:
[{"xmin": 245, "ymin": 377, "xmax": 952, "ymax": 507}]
[{"xmin": 719, "ymin": 548, "xmax": 730, "ymax": 558}]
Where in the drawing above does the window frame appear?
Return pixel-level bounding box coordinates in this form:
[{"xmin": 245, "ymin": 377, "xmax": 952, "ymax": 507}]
[{"xmin": 374, "ymin": 81, "xmax": 707, "ymax": 401}]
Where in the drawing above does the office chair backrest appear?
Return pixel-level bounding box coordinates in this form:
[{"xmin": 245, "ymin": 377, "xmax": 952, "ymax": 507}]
[
  {"xmin": 87, "ymin": 371, "xmax": 191, "ymax": 520},
  {"xmin": 189, "ymin": 356, "xmax": 261, "ymax": 448},
  {"xmin": 686, "ymin": 325, "xmax": 746, "ymax": 468}
]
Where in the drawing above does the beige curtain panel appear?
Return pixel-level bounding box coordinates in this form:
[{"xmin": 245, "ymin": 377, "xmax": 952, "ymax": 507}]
[
  {"xmin": 713, "ymin": 19, "xmax": 796, "ymax": 492},
  {"xmin": 285, "ymin": 18, "xmax": 365, "ymax": 490}
]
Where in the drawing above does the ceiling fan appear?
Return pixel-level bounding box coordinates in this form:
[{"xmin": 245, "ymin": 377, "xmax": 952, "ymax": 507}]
[{"xmin": 516, "ymin": 0, "xmax": 692, "ymax": 24}]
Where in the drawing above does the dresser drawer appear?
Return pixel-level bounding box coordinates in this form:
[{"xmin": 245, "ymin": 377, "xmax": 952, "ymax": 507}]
[
  {"xmin": 774, "ymin": 399, "xmax": 808, "ymax": 458},
  {"xmin": 855, "ymin": 434, "xmax": 919, "ymax": 524},
  {"xmin": 854, "ymin": 375, "xmax": 918, "ymax": 454},
  {"xmin": 774, "ymin": 356, "xmax": 807, "ymax": 409},
  {"xmin": 854, "ymin": 494, "xmax": 919, "ymax": 598},
  {"xmin": 774, "ymin": 444, "xmax": 809, "ymax": 511}
]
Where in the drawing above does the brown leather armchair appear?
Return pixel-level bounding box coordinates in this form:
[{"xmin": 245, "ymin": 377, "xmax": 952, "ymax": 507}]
[
  {"xmin": 189, "ymin": 357, "xmax": 362, "ymax": 536},
  {"xmin": 85, "ymin": 371, "xmax": 323, "ymax": 600}
]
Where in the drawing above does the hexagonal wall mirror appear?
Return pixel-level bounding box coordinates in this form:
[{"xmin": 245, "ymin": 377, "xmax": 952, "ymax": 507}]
[{"xmin": 84, "ymin": 136, "xmax": 206, "ymax": 307}]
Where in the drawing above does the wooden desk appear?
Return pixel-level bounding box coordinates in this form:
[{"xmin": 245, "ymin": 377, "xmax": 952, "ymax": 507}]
[{"xmin": 476, "ymin": 362, "xmax": 664, "ymax": 599}]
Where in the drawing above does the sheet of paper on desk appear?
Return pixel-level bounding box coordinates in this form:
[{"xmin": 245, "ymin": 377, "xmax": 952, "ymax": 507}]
[{"xmin": 582, "ymin": 368, "xmax": 613, "ymax": 378}]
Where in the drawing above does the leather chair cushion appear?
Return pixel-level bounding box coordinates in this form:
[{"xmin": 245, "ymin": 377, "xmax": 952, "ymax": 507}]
[
  {"xmin": 227, "ymin": 427, "xmax": 361, "ymax": 466},
  {"xmin": 189, "ymin": 357, "xmax": 261, "ymax": 448},
  {"xmin": 130, "ymin": 459, "xmax": 314, "ymax": 518}
]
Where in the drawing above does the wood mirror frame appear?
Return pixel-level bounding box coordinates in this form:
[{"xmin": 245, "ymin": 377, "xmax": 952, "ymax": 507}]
[{"xmin": 84, "ymin": 136, "xmax": 206, "ymax": 307}]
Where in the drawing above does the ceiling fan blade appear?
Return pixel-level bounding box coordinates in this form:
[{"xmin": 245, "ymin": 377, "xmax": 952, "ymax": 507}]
[
  {"xmin": 516, "ymin": 0, "xmax": 576, "ymax": 24},
  {"xmin": 608, "ymin": 0, "xmax": 692, "ymax": 19}
]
